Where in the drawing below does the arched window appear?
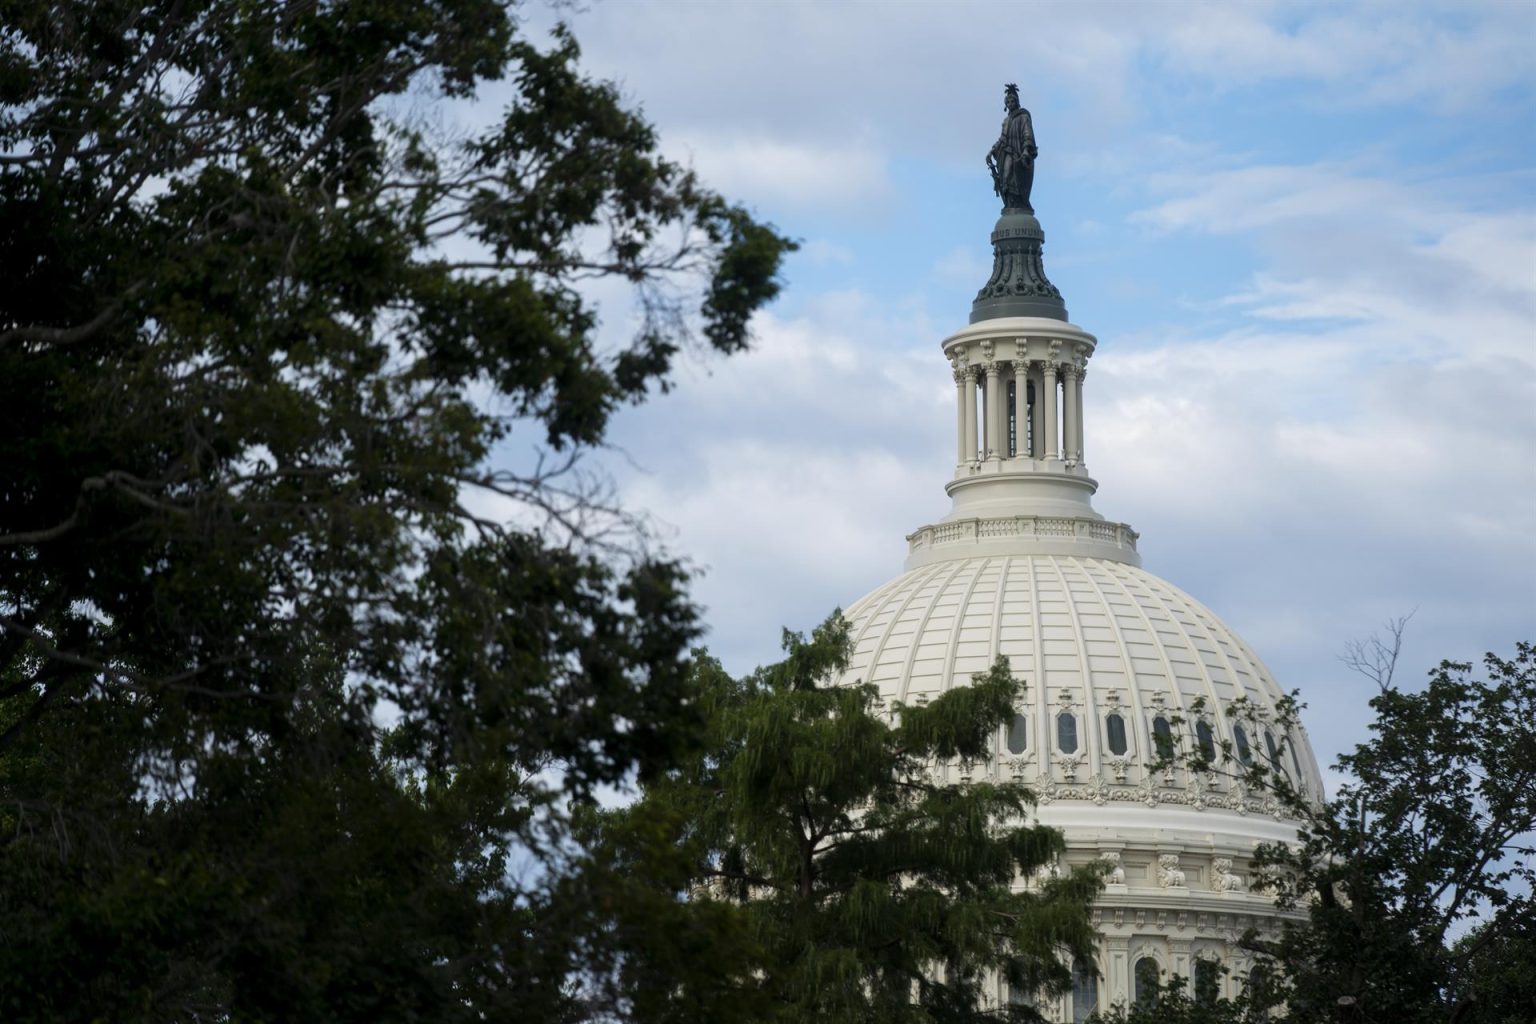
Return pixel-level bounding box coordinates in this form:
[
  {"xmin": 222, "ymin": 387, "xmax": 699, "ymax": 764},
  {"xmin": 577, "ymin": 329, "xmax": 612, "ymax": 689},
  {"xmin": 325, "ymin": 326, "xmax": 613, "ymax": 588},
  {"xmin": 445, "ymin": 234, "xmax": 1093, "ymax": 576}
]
[
  {"xmin": 1007, "ymin": 981, "xmax": 1034, "ymax": 1009},
  {"xmin": 1194, "ymin": 958, "xmax": 1220, "ymax": 1006},
  {"xmin": 1247, "ymin": 963, "xmax": 1275, "ymax": 1016},
  {"xmin": 1006, "ymin": 713, "xmax": 1028, "ymax": 755},
  {"xmin": 1288, "ymin": 732, "xmax": 1304, "ymax": 782},
  {"xmin": 1233, "ymin": 724, "xmax": 1252, "ymax": 765},
  {"xmin": 1133, "ymin": 956, "xmax": 1160, "ymax": 1007},
  {"xmin": 1105, "ymin": 713, "xmax": 1128, "ymax": 755},
  {"xmin": 1152, "ymin": 715, "xmax": 1174, "ymax": 759},
  {"xmin": 1057, "ymin": 712, "xmax": 1078, "ymax": 754},
  {"xmin": 1195, "ymin": 719, "xmax": 1216, "ymax": 762},
  {"xmin": 1264, "ymin": 729, "xmax": 1283, "ymax": 772},
  {"xmin": 1071, "ymin": 956, "xmax": 1098, "ymax": 1022}
]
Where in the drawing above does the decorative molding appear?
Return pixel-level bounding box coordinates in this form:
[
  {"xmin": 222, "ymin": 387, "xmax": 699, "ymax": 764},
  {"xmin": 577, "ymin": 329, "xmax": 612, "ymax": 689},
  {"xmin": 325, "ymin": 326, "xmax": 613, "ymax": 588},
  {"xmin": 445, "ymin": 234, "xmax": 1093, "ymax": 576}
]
[
  {"xmin": 1158, "ymin": 854, "xmax": 1187, "ymax": 889},
  {"xmin": 906, "ymin": 514, "xmax": 1140, "ymax": 557},
  {"xmin": 1056, "ymin": 749, "xmax": 1086, "ymax": 783},
  {"xmin": 1101, "ymin": 851, "xmax": 1127, "ymax": 886},
  {"xmin": 1004, "ymin": 753, "xmax": 1033, "ymax": 782},
  {"xmin": 1106, "ymin": 754, "xmax": 1133, "ymax": 784},
  {"xmin": 1212, "ymin": 858, "xmax": 1245, "ymax": 893}
]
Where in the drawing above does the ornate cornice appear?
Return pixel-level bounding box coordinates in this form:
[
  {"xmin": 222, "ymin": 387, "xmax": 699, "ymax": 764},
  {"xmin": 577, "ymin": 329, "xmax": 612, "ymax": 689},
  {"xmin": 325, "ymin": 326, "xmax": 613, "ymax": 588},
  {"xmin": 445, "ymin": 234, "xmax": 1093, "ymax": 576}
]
[
  {"xmin": 971, "ymin": 210, "xmax": 1067, "ymax": 323},
  {"xmin": 907, "ymin": 513, "xmax": 1138, "ymax": 561}
]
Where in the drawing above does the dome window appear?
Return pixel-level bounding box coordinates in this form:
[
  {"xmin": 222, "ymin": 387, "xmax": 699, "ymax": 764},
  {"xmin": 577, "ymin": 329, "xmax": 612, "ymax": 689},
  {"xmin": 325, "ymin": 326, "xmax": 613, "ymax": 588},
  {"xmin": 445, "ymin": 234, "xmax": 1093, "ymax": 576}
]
[
  {"xmin": 1152, "ymin": 715, "xmax": 1174, "ymax": 759},
  {"xmin": 1195, "ymin": 720, "xmax": 1215, "ymax": 762},
  {"xmin": 1133, "ymin": 956, "xmax": 1160, "ymax": 1007},
  {"xmin": 1233, "ymin": 724, "xmax": 1253, "ymax": 765},
  {"xmin": 1057, "ymin": 712, "xmax": 1078, "ymax": 754},
  {"xmin": 1247, "ymin": 963, "xmax": 1275, "ymax": 1007},
  {"xmin": 1006, "ymin": 713, "xmax": 1028, "ymax": 755},
  {"xmin": 1194, "ymin": 958, "xmax": 1220, "ymax": 1006},
  {"xmin": 1288, "ymin": 731, "xmax": 1304, "ymax": 781},
  {"xmin": 1071, "ymin": 956, "xmax": 1098, "ymax": 1022},
  {"xmin": 1105, "ymin": 712, "xmax": 1128, "ymax": 755},
  {"xmin": 1264, "ymin": 729, "xmax": 1283, "ymax": 773}
]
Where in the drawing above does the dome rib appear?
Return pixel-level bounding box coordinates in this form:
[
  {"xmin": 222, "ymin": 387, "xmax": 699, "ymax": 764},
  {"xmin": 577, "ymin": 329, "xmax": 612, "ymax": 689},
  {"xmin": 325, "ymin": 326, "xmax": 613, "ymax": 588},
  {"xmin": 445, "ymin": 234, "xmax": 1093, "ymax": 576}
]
[
  {"xmin": 1095, "ymin": 561, "xmax": 1191, "ymax": 774},
  {"xmin": 835, "ymin": 553, "xmax": 1323, "ymax": 808},
  {"xmin": 1056, "ymin": 558, "xmax": 1104, "ymax": 782},
  {"xmin": 902, "ymin": 558, "xmax": 984, "ymax": 707},
  {"xmin": 1136, "ymin": 572, "xmax": 1235, "ymax": 762},
  {"xmin": 1025, "ymin": 554, "xmax": 1049, "ymax": 772},
  {"xmin": 1075, "ymin": 558, "xmax": 1152, "ymax": 776},
  {"xmin": 861, "ymin": 559, "xmax": 968, "ymax": 705}
]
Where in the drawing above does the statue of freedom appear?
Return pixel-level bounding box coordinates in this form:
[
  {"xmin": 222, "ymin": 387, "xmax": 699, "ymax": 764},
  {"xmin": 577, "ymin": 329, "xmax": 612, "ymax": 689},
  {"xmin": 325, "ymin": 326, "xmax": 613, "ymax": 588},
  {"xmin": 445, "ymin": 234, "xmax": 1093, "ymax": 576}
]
[{"xmin": 987, "ymin": 83, "xmax": 1037, "ymax": 212}]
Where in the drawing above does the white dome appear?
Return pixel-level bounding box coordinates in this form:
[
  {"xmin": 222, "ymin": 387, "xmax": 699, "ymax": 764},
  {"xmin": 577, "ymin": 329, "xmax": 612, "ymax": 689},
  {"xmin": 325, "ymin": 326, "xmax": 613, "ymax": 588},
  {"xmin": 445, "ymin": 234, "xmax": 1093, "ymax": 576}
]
[
  {"xmin": 816, "ymin": 182, "xmax": 1319, "ymax": 1013},
  {"xmin": 836, "ymin": 550, "xmax": 1325, "ymax": 1015},
  {"xmin": 838, "ymin": 552, "xmax": 1324, "ymax": 817}
]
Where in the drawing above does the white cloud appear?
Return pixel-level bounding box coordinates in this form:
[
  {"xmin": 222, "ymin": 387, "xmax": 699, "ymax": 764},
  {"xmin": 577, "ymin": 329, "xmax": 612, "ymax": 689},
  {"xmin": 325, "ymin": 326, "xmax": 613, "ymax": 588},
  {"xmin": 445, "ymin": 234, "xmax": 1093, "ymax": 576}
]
[
  {"xmin": 932, "ymin": 245, "xmax": 990, "ymax": 284},
  {"xmin": 796, "ymin": 238, "xmax": 855, "ymax": 266},
  {"xmin": 1132, "ymin": 163, "xmax": 1427, "ymax": 235},
  {"xmin": 670, "ymin": 134, "xmax": 896, "ymax": 212},
  {"xmin": 489, "ymin": 0, "xmax": 1536, "ymax": 774}
]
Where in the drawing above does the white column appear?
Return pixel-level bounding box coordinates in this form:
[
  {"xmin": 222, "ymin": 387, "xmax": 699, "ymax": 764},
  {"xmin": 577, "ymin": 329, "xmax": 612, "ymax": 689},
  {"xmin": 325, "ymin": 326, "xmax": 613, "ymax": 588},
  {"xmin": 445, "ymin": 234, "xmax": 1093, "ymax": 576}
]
[
  {"xmin": 954, "ymin": 365, "xmax": 969, "ymax": 465},
  {"xmin": 984, "ymin": 365, "xmax": 1002, "ymax": 460},
  {"xmin": 1074, "ymin": 365, "xmax": 1087, "ymax": 462},
  {"xmin": 1028, "ymin": 363, "xmax": 1043, "ymax": 459},
  {"xmin": 1042, "ymin": 361, "xmax": 1059, "ymax": 460},
  {"xmin": 1062, "ymin": 364, "xmax": 1080, "ymax": 462},
  {"xmin": 1011, "ymin": 360, "xmax": 1028, "ymax": 459},
  {"xmin": 1171, "ymin": 941, "xmax": 1194, "ymax": 996},
  {"xmin": 963, "ymin": 367, "xmax": 979, "ymax": 462}
]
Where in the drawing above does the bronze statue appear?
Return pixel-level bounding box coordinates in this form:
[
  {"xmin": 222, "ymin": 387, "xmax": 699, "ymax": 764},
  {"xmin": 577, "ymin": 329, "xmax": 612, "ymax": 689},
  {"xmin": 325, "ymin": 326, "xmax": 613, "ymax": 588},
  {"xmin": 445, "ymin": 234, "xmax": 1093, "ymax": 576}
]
[{"xmin": 987, "ymin": 83, "xmax": 1037, "ymax": 212}]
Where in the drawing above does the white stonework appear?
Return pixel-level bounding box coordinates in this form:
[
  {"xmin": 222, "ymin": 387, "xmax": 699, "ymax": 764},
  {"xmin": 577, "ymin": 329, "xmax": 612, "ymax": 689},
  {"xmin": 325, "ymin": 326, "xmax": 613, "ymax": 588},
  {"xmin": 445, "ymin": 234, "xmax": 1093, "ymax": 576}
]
[{"xmin": 832, "ymin": 296, "xmax": 1322, "ymax": 1017}]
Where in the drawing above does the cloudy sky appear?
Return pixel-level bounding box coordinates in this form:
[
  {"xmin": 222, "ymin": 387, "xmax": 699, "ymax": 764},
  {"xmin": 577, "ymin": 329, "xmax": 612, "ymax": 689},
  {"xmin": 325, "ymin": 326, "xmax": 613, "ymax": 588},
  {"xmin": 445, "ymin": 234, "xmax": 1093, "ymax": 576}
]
[{"xmin": 512, "ymin": 0, "xmax": 1535, "ymax": 774}]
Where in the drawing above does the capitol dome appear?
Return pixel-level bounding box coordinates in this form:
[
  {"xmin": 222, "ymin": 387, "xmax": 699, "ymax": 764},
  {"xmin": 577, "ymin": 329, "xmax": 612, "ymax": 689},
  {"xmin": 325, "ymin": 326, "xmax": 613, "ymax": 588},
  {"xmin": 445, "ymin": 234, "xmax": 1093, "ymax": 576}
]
[{"xmin": 831, "ymin": 97, "xmax": 1323, "ymax": 1021}]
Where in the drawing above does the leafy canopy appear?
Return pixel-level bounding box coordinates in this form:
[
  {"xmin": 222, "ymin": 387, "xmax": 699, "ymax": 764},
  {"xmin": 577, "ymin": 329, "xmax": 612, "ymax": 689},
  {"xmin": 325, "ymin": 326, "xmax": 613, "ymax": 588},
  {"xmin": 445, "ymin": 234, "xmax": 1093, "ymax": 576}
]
[
  {"xmin": 586, "ymin": 614, "xmax": 1102, "ymax": 1024},
  {"xmin": 0, "ymin": 2, "xmax": 792, "ymax": 1021},
  {"xmin": 1159, "ymin": 640, "xmax": 1536, "ymax": 1024}
]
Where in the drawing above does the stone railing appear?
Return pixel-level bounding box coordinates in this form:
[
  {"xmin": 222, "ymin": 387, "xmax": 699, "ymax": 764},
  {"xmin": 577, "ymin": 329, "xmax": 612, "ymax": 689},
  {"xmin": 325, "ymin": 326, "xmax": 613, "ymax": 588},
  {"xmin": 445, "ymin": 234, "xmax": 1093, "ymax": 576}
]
[{"xmin": 907, "ymin": 514, "xmax": 1139, "ymax": 557}]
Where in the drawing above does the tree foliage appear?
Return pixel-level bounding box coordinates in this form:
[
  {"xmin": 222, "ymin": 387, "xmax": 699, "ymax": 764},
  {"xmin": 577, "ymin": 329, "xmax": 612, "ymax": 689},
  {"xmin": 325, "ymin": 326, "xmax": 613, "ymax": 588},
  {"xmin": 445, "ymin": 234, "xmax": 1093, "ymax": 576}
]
[
  {"xmin": 0, "ymin": 2, "xmax": 792, "ymax": 1020},
  {"xmin": 586, "ymin": 614, "xmax": 1102, "ymax": 1024},
  {"xmin": 1170, "ymin": 640, "xmax": 1536, "ymax": 1024},
  {"xmin": 1087, "ymin": 970, "xmax": 1268, "ymax": 1024}
]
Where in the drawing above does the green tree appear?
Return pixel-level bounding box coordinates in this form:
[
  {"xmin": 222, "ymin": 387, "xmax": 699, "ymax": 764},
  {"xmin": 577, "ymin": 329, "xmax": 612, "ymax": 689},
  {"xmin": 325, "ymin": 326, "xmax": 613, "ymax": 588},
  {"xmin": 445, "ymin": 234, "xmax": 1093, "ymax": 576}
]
[
  {"xmin": 1181, "ymin": 639, "xmax": 1536, "ymax": 1024},
  {"xmin": 588, "ymin": 614, "xmax": 1102, "ymax": 1023},
  {"xmin": 1086, "ymin": 970, "xmax": 1262, "ymax": 1024},
  {"xmin": 0, "ymin": 2, "xmax": 792, "ymax": 1020}
]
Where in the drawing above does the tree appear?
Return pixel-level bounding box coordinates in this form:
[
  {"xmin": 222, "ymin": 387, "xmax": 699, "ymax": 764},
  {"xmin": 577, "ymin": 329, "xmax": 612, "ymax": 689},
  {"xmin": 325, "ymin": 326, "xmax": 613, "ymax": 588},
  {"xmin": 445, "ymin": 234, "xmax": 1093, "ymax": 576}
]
[
  {"xmin": 0, "ymin": 3, "xmax": 793, "ymax": 1020},
  {"xmin": 586, "ymin": 614, "xmax": 1102, "ymax": 1024},
  {"xmin": 1086, "ymin": 970, "xmax": 1264, "ymax": 1024},
  {"xmin": 1178, "ymin": 638, "xmax": 1536, "ymax": 1024}
]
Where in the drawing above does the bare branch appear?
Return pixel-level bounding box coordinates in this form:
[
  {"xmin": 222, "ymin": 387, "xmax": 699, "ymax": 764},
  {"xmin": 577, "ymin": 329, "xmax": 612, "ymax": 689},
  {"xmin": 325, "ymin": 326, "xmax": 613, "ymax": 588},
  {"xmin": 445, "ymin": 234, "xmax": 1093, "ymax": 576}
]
[{"xmin": 1339, "ymin": 610, "xmax": 1416, "ymax": 693}]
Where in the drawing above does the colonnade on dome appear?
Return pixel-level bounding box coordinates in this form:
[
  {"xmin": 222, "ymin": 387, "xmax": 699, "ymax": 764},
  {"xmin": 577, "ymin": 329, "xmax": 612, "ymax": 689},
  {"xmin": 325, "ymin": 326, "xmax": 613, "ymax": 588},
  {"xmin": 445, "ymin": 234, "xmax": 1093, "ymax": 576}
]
[
  {"xmin": 952, "ymin": 350, "xmax": 1086, "ymax": 467},
  {"xmin": 943, "ymin": 320, "xmax": 1096, "ymax": 478}
]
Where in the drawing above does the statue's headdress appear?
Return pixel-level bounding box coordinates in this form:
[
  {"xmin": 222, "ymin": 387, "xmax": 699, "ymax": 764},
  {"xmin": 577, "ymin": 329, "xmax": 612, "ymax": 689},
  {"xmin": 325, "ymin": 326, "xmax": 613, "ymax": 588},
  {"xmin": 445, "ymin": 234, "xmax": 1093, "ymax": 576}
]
[{"xmin": 1004, "ymin": 82, "xmax": 1019, "ymax": 103}]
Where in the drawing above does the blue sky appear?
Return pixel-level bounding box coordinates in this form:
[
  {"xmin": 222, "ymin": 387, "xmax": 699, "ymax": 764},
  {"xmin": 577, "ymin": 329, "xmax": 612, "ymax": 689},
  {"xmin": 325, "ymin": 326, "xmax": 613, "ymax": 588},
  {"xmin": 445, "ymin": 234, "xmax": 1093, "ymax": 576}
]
[{"xmin": 506, "ymin": 0, "xmax": 1536, "ymax": 780}]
